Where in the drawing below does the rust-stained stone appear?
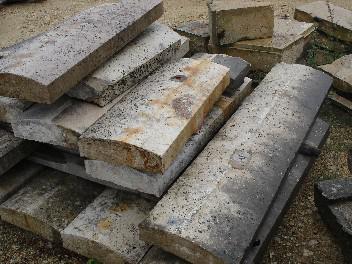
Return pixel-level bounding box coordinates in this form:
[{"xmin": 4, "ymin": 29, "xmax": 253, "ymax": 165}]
[
  {"xmin": 79, "ymin": 58, "xmax": 230, "ymax": 174},
  {"xmin": 0, "ymin": 168, "xmax": 104, "ymax": 242},
  {"xmin": 0, "ymin": 0, "xmax": 163, "ymax": 103},
  {"xmin": 295, "ymin": 1, "xmax": 352, "ymax": 44},
  {"xmin": 139, "ymin": 64, "xmax": 332, "ymax": 263}
]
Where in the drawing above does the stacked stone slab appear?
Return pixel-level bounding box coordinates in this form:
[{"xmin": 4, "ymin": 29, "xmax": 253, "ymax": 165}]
[
  {"xmin": 0, "ymin": 0, "xmax": 163, "ymax": 103},
  {"xmin": 139, "ymin": 64, "xmax": 332, "ymax": 263}
]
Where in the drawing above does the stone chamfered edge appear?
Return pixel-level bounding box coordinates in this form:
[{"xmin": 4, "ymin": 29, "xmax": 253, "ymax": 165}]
[
  {"xmin": 78, "ymin": 58, "xmax": 230, "ymax": 174},
  {"xmin": 0, "ymin": 0, "xmax": 163, "ymax": 104},
  {"xmin": 139, "ymin": 63, "xmax": 332, "ymax": 264}
]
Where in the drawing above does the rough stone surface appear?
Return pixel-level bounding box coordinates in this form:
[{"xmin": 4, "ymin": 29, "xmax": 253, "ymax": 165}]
[
  {"xmin": 0, "ymin": 0, "xmax": 163, "ymax": 103},
  {"xmin": 67, "ymin": 22, "xmax": 183, "ymax": 106},
  {"xmin": 315, "ymin": 179, "xmax": 352, "ymax": 206},
  {"xmin": 0, "ymin": 168, "xmax": 104, "ymax": 242},
  {"xmin": 0, "ymin": 129, "xmax": 36, "ymax": 175},
  {"xmin": 208, "ymin": 1, "xmax": 274, "ymax": 45},
  {"xmin": 174, "ymin": 21, "xmax": 209, "ymax": 54},
  {"xmin": 320, "ymin": 54, "xmax": 352, "ymax": 94},
  {"xmin": 174, "ymin": 36, "xmax": 190, "ymax": 60},
  {"xmin": 79, "ymin": 58, "xmax": 230, "ymax": 174},
  {"xmin": 84, "ymin": 78, "xmax": 253, "ymax": 197},
  {"xmin": 139, "ymin": 64, "xmax": 332, "ymax": 264},
  {"xmin": 0, "ymin": 160, "xmax": 43, "ymax": 204},
  {"xmin": 295, "ymin": 1, "xmax": 352, "ymax": 44},
  {"xmin": 140, "ymin": 247, "xmax": 188, "ymax": 264},
  {"xmin": 210, "ymin": 18, "xmax": 315, "ymax": 72},
  {"xmin": 0, "ymin": 96, "xmax": 32, "ymax": 123},
  {"xmin": 61, "ymin": 188, "xmax": 156, "ymax": 264}
]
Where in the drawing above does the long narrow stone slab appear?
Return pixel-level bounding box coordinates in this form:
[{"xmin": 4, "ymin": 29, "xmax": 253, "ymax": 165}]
[
  {"xmin": 0, "ymin": 160, "xmax": 43, "ymax": 204},
  {"xmin": 319, "ymin": 54, "xmax": 352, "ymax": 94},
  {"xmin": 139, "ymin": 64, "xmax": 332, "ymax": 263},
  {"xmin": 0, "ymin": 0, "xmax": 163, "ymax": 103},
  {"xmin": 67, "ymin": 22, "xmax": 183, "ymax": 107},
  {"xmin": 79, "ymin": 58, "xmax": 230, "ymax": 174},
  {"xmin": 0, "ymin": 97, "xmax": 32, "ymax": 123},
  {"xmin": 208, "ymin": 1, "xmax": 274, "ymax": 45},
  {"xmin": 62, "ymin": 188, "xmax": 156, "ymax": 264},
  {"xmin": 0, "ymin": 168, "xmax": 104, "ymax": 242},
  {"xmin": 295, "ymin": 1, "xmax": 352, "ymax": 44},
  {"xmin": 85, "ymin": 78, "xmax": 253, "ymax": 197}
]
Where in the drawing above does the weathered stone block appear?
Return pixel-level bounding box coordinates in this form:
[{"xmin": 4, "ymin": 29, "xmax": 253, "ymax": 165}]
[
  {"xmin": 319, "ymin": 54, "xmax": 352, "ymax": 94},
  {"xmin": 79, "ymin": 58, "xmax": 230, "ymax": 174},
  {"xmin": 315, "ymin": 179, "xmax": 352, "ymax": 206},
  {"xmin": 210, "ymin": 18, "xmax": 315, "ymax": 72},
  {"xmin": 67, "ymin": 22, "xmax": 183, "ymax": 106},
  {"xmin": 174, "ymin": 36, "xmax": 190, "ymax": 60},
  {"xmin": 174, "ymin": 21, "xmax": 209, "ymax": 54},
  {"xmin": 84, "ymin": 78, "xmax": 253, "ymax": 197},
  {"xmin": 0, "ymin": 168, "xmax": 104, "ymax": 242},
  {"xmin": 0, "ymin": 0, "xmax": 163, "ymax": 103},
  {"xmin": 61, "ymin": 188, "xmax": 156, "ymax": 264},
  {"xmin": 0, "ymin": 161, "xmax": 43, "ymax": 204},
  {"xmin": 208, "ymin": 1, "xmax": 274, "ymax": 45},
  {"xmin": 0, "ymin": 96, "xmax": 32, "ymax": 123},
  {"xmin": 295, "ymin": 1, "xmax": 352, "ymax": 44},
  {"xmin": 139, "ymin": 64, "xmax": 332, "ymax": 263}
]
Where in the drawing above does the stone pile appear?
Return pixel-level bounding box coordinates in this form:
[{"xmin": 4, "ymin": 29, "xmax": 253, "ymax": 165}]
[{"xmin": 0, "ymin": 0, "xmax": 334, "ymax": 263}]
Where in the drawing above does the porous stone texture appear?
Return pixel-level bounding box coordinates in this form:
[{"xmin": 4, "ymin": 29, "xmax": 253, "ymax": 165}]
[
  {"xmin": 84, "ymin": 78, "xmax": 253, "ymax": 197},
  {"xmin": 67, "ymin": 22, "xmax": 183, "ymax": 106},
  {"xmin": 174, "ymin": 21, "xmax": 209, "ymax": 54},
  {"xmin": 0, "ymin": 0, "xmax": 163, "ymax": 103},
  {"xmin": 0, "ymin": 129, "xmax": 36, "ymax": 175},
  {"xmin": 0, "ymin": 160, "xmax": 43, "ymax": 204},
  {"xmin": 295, "ymin": 1, "xmax": 352, "ymax": 44},
  {"xmin": 140, "ymin": 247, "xmax": 188, "ymax": 264},
  {"xmin": 139, "ymin": 64, "xmax": 332, "ymax": 264},
  {"xmin": 61, "ymin": 188, "xmax": 157, "ymax": 264},
  {"xmin": 79, "ymin": 58, "xmax": 230, "ymax": 174},
  {"xmin": 0, "ymin": 97, "xmax": 32, "ymax": 123},
  {"xmin": 243, "ymin": 118, "xmax": 330, "ymax": 264},
  {"xmin": 0, "ymin": 168, "xmax": 104, "ymax": 242},
  {"xmin": 208, "ymin": 1, "xmax": 274, "ymax": 45},
  {"xmin": 209, "ymin": 18, "xmax": 315, "ymax": 72},
  {"xmin": 319, "ymin": 54, "xmax": 352, "ymax": 94}
]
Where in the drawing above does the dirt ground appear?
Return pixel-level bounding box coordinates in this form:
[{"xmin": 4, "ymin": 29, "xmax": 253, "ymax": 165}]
[{"xmin": 0, "ymin": 0, "xmax": 352, "ymax": 263}]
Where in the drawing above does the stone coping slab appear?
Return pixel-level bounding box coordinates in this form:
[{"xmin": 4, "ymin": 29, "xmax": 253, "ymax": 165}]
[
  {"xmin": 0, "ymin": 0, "xmax": 163, "ymax": 103},
  {"xmin": 79, "ymin": 58, "xmax": 230, "ymax": 174},
  {"xmin": 139, "ymin": 64, "xmax": 332, "ymax": 263}
]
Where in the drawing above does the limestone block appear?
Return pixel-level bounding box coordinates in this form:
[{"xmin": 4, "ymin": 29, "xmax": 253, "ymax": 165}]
[
  {"xmin": 295, "ymin": 1, "xmax": 352, "ymax": 44},
  {"xmin": 61, "ymin": 188, "xmax": 156, "ymax": 264},
  {"xmin": 0, "ymin": 97, "xmax": 32, "ymax": 123},
  {"xmin": 84, "ymin": 78, "xmax": 253, "ymax": 197},
  {"xmin": 0, "ymin": 0, "xmax": 163, "ymax": 103},
  {"xmin": 320, "ymin": 54, "xmax": 352, "ymax": 94},
  {"xmin": 67, "ymin": 23, "xmax": 183, "ymax": 106},
  {"xmin": 208, "ymin": 1, "xmax": 274, "ymax": 45},
  {"xmin": 0, "ymin": 168, "xmax": 104, "ymax": 242},
  {"xmin": 79, "ymin": 58, "xmax": 230, "ymax": 174},
  {"xmin": 139, "ymin": 64, "xmax": 332, "ymax": 264}
]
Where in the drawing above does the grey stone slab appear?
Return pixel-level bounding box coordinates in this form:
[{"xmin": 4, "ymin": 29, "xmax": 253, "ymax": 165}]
[
  {"xmin": 79, "ymin": 58, "xmax": 230, "ymax": 174},
  {"xmin": 0, "ymin": 0, "xmax": 163, "ymax": 103},
  {"xmin": 84, "ymin": 78, "xmax": 253, "ymax": 197},
  {"xmin": 0, "ymin": 160, "xmax": 43, "ymax": 204},
  {"xmin": 315, "ymin": 179, "xmax": 352, "ymax": 205},
  {"xmin": 140, "ymin": 247, "xmax": 189, "ymax": 264},
  {"xmin": 139, "ymin": 63, "xmax": 332, "ymax": 264},
  {"xmin": 0, "ymin": 129, "xmax": 37, "ymax": 175},
  {"xmin": 174, "ymin": 36, "xmax": 190, "ymax": 60},
  {"xmin": 61, "ymin": 188, "xmax": 156, "ymax": 264},
  {"xmin": 67, "ymin": 22, "xmax": 183, "ymax": 107},
  {"xmin": 0, "ymin": 168, "xmax": 104, "ymax": 242},
  {"xmin": 319, "ymin": 54, "xmax": 352, "ymax": 94},
  {"xmin": 295, "ymin": 1, "xmax": 352, "ymax": 44},
  {"xmin": 208, "ymin": 1, "xmax": 274, "ymax": 45},
  {"xmin": 0, "ymin": 96, "xmax": 32, "ymax": 123}
]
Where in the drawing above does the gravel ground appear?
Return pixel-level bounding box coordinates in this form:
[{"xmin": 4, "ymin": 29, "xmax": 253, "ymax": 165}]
[{"xmin": 0, "ymin": 0, "xmax": 352, "ymax": 263}]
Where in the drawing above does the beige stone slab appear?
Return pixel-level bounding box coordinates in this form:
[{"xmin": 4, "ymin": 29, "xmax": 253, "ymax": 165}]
[
  {"xmin": 79, "ymin": 58, "xmax": 230, "ymax": 173},
  {"xmin": 295, "ymin": 1, "xmax": 352, "ymax": 43},
  {"xmin": 0, "ymin": 0, "xmax": 163, "ymax": 103},
  {"xmin": 319, "ymin": 54, "xmax": 352, "ymax": 94},
  {"xmin": 208, "ymin": 1, "xmax": 274, "ymax": 45}
]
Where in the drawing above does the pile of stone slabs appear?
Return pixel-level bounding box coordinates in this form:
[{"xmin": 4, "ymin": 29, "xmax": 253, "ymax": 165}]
[
  {"xmin": 139, "ymin": 63, "xmax": 332, "ymax": 264},
  {"xmin": 209, "ymin": 18, "xmax": 315, "ymax": 72},
  {"xmin": 295, "ymin": 1, "xmax": 352, "ymax": 45},
  {"xmin": 0, "ymin": 0, "xmax": 163, "ymax": 103}
]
